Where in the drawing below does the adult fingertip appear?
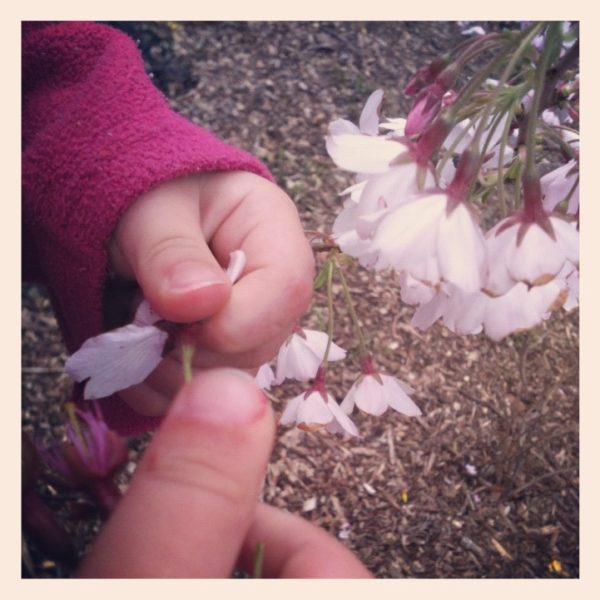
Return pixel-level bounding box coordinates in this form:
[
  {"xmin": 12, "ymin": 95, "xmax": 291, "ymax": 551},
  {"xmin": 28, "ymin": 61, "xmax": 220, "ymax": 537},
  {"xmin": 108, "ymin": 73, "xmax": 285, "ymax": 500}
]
[{"xmin": 167, "ymin": 367, "xmax": 270, "ymax": 427}]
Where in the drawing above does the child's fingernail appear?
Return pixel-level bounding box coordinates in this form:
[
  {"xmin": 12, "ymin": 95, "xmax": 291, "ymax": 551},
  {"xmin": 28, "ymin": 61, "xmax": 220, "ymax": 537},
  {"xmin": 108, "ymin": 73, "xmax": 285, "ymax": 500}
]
[{"xmin": 167, "ymin": 262, "xmax": 226, "ymax": 293}]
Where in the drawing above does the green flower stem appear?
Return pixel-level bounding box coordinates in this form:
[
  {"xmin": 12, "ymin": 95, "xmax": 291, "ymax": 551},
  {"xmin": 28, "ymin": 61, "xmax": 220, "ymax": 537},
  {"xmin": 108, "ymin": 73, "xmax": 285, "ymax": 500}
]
[
  {"xmin": 332, "ymin": 256, "xmax": 369, "ymax": 359},
  {"xmin": 496, "ymin": 101, "xmax": 518, "ymax": 216},
  {"xmin": 513, "ymin": 158, "xmax": 524, "ymax": 209},
  {"xmin": 523, "ymin": 23, "xmax": 562, "ymax": 183},
  {"xmin": 469, "ymin": 23, "xmax": 545, "ymax": 166},
  {"xmin": 445, "ymin": 26, "xmax": 537, "ymax": 128},
  {"xmin": 454, "ymin": 33, "xmax": 505, "ymax": 69},
  {"xmin": 253, "ymin": 541, "xmax": 265, "ymax": 578},
  {"xmin": 65, "ymin": 402, "xmax": 85, "ymax": 448},
  {"xmin": 539, "ymin": 122, "xmax": 578, "ymax": 160},
  {"xmin": 181, "ymin": 344, "xmax": 195, "ymax": 384},
  {"xmin": 320, "ymin": 257, "xmax": 335, "ymax": 367}
]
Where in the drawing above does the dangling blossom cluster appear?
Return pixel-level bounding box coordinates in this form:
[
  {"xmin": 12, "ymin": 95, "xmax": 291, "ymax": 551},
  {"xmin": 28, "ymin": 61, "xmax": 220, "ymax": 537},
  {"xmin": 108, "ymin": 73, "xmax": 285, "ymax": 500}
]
[{"xmin": 325, "ymin": 21, "xmax": 579, "ymax": 343}]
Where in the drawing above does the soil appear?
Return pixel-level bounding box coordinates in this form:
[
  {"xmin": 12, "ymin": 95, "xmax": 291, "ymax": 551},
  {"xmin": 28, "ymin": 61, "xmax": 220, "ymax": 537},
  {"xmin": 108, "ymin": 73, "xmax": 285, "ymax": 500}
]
[{"xmin": 21, "ymin": 21, "xmax": 579, "ymax": 578}]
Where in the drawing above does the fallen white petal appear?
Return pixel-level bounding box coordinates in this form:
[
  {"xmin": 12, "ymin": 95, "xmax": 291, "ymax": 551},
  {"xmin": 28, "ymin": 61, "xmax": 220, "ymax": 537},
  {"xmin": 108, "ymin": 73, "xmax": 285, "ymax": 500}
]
[{"xmin": 65, "ymin": 325, "xmax": 168, "ymax": 400}]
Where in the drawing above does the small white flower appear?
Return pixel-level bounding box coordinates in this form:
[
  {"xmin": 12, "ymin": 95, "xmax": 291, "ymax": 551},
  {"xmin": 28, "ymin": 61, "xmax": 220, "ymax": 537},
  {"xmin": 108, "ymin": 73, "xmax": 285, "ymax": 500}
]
[
  {"xmin": 338, "ymin": 522, "xmax": 352, "ymax": 540},
  {"xmin": 280, "ymin": 388, "xmax": 359, "ymax": 437},
  {"xmin": 326, "ymin": 128, "xmax": 409, "ymax": 175},
  {"xmin": 224, "ymin": 249, "xmax": 247, "ymax": 283},
  {"xmin": 132, "ymin": 298, "xmax": 162, "ymax": 326},
  {"xmin": 485, "ymin": 216, "xmax": 579, "ymax": 296},
  {"xmin": 275, "ymin": 328, "xmax": 346, "ymax": 383},
  {"xmin": 413, "ymin": 278, "xmax": 569, "ymax": 342},
  {"xmin": 341, "ymin": 372, "xmax": 421, "ymax": 417},
  {"xmin": 371, "ymin": 191, "xmax": 487, "ymax": 293}
]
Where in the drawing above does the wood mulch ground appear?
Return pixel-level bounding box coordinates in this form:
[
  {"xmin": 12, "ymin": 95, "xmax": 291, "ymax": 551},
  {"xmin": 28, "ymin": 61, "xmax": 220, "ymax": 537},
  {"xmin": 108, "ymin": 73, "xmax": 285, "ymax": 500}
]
[{"xmin": 22, "ymin": 21, "xmax": 579, "ymax": 578}]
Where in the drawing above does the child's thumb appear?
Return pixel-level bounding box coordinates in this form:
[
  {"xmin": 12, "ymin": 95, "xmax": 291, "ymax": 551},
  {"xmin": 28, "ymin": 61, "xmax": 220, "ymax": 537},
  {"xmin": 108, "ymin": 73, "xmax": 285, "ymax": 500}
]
[{"xmin": 110, "ymin": 179, "xmax": 231, "ymax": 323}]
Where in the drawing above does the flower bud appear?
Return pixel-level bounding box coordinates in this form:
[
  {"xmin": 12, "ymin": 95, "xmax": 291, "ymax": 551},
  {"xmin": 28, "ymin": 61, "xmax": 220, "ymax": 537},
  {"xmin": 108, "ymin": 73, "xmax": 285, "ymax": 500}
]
[{"xmin": 404, "ymin": 55, "xmax": 450, "ymax": 96}]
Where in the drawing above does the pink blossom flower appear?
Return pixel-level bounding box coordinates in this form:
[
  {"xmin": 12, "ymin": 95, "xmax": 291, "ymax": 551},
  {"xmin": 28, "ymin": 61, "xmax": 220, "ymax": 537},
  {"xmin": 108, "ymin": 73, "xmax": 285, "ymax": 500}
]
[
  {"xmin": 484, "ymin": 215, "xmax": 579, "ymax": 296},
  {"xmin": 341, "ymin": 358, "xmax": 421, "ymax": 417},
  {"xmin": 412, "ymin": 278, "xmax": 569, "ymax": 341},
  {"xmin": 38, "ymin": 402, "xmax": 128, "ymax": 515},
  {"xmin": 275, "ymin": 328, "xmax": 346, "ymax": 384},
  {"xmin": 326, "ymin": 125, "xmax": 409, "ymax": 175},
  {"xmin": 40, "ymin": 402, "xmax": 128, "ymax": 483},
  {"xmin": 280, "ymin": 387, "xmax": 359, "ymax": 437},
  {"xmin": 370, "ymin": 191, "xmax": 487, "ymax": 293}
]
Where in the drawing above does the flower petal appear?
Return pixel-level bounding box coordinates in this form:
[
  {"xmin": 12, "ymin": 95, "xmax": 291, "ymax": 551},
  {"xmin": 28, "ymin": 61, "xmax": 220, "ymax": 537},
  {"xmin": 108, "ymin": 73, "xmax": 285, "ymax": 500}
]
[
  {"xmin": 279, "ymin": 393, "xmax": 304, "ymax": 425},
  {"xmin": 359, "ymin": 89, "xmax": 384, "ymax": 136},
  {"xmin": 437, "ymin": 203, "xmax": 486, "ymax": 293},
  {"xmin": 382, "ymin": 376, "xmax": 422, "ymax": 416},
  {"xmin": 65, "ymin": 325, "xmax": 168, "ymax": 400},
  {"xmin": 225, "ymin": 250, "xmax": 247, "ymax": 284},
  {"xmin": 349, "ymin": 377, "xmax": 389, "ymax": 416},
  {"xmin": 133, "ymin": 300, "xmax": 162, "ymax": 326},
  {"xmin": 297, "ymin": 392, "xmax": 334, "ymax": 426},
  {"xmin": 326, "ymin": 133, "xmax": 408, "ymax": 174},
  {"xmin": 327, "ymin": 397, "xmax": 360, "ymax": 437}
]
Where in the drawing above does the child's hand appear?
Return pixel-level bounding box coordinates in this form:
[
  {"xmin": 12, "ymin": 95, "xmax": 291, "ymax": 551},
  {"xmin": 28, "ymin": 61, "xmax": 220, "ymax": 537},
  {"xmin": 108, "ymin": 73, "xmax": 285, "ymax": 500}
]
[{"xmin": 108, "ymin": 171, "xmax": 315, "ymax": 416}]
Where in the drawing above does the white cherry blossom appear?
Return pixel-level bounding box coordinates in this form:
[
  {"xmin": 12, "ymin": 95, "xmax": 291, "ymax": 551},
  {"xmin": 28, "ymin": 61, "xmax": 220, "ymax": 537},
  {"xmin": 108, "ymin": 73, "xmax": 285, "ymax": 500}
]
[
  {"xmin": 371, "ymin": 191, "xmax": 487, "ymax": 293},
  {"xmin": 341, "ymin": 372, "xmax": 421, "ymax": 417},
  {"xmin": 275, "ymin": 328, "xmax": 346, "ymax": 384},
  {"xmin": 484, "ymin": 216, "xmax": 579, "ymax": 296},
  {"xmin": 280, "ymin": 388, "xmax": 359, "ymax": 437},
  {"xmin": 412, "ymin": 278, "xmax": 568, "ymax": 341}
]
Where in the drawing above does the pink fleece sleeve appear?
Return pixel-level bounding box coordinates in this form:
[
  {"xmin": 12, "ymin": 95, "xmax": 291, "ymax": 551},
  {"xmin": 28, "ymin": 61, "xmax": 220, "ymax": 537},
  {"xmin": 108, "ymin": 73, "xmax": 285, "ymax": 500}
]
[{"xmin": 22, "ymin": 22, "xmax": 273, "ymax": 435}]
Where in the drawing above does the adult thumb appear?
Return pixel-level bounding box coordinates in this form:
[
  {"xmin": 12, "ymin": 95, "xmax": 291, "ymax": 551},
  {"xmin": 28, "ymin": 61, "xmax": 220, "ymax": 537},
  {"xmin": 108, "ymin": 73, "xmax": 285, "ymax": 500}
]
[
  {"xmin": 110, "ymin": 177, "xmax": 231, "ymax": 323},
  {"xmin": 77, "ymin": 368, "xmax": 275, "ymax": 578}
]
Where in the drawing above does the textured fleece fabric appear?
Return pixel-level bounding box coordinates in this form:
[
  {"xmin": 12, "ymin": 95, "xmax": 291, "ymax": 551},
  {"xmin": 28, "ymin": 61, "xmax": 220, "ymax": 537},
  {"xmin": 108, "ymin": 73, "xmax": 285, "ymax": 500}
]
[{"xmin": 22, "ymin": 22, "xmax": 272, "ymax": 435}]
